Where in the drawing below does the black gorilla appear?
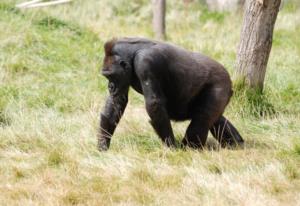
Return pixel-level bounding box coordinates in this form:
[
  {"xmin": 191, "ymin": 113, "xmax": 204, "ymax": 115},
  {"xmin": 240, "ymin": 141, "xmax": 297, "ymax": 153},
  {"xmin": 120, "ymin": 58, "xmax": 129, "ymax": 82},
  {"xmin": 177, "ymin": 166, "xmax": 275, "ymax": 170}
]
[{"xmin": 98, "ymin": 37, "xmax": 244, "ymax": 150}]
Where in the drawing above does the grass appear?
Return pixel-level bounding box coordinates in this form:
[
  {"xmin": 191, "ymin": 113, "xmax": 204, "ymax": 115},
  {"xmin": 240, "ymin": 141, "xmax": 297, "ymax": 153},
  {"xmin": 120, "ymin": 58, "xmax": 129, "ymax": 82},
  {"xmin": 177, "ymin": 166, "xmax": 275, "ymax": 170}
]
[{"xmin": 0, "ymin": 0, "xmax": 300, "ymax": 205}]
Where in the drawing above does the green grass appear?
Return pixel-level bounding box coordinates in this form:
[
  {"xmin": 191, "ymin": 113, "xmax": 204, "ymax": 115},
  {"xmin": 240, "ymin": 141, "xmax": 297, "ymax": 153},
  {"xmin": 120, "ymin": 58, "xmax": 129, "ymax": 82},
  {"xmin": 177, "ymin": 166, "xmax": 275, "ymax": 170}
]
[{"xmin": 0, "ymin": 0, "xmax": 300, "ymax": 205}]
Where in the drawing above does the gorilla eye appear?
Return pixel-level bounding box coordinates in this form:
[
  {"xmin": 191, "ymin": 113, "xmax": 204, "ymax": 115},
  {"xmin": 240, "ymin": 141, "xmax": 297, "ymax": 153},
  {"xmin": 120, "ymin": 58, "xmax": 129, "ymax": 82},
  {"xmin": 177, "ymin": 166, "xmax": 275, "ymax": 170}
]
[
  {"xmin": 119, "ymin": 60, "xmax": 127, "ymax": 68},
  {"xmin": 108, "ymin": 82, "xmax": 115, "ymax": 93}
]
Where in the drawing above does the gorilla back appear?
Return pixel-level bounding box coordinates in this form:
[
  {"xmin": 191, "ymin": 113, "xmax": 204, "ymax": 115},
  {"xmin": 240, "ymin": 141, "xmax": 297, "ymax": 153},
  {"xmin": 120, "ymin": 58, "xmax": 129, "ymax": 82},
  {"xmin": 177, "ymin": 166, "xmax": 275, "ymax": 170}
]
[{"xmin": 98, "ymin": 37, "xmax": 244, "ymax": 150}]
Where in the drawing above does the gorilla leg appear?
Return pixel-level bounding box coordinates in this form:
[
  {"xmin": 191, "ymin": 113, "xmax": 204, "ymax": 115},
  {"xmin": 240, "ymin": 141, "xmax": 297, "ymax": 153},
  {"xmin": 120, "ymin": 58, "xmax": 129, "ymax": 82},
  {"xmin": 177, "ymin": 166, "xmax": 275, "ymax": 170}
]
[
  {"xmin": 182, "ymin": 85, "xmax": 229, "ymax": 149},
  {"xmin": 182, "ymin": 117, "xmax": 209, "ymax": 148},
  {"xmin": 210, "ymin": 116, "xmax": 244, "ymax": 147}
]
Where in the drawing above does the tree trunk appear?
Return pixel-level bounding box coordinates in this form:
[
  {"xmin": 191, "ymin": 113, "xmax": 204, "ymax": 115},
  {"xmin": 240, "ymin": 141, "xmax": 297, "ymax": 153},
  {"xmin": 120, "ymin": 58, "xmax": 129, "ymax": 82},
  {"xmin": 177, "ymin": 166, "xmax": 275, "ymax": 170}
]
[
  {"xmin": 235, "ymin": 0, "xmax": 281, "ymax": 91},
  {"xmin": 152, "ymin": 0, "xmax": 166, "ymax": 40}
]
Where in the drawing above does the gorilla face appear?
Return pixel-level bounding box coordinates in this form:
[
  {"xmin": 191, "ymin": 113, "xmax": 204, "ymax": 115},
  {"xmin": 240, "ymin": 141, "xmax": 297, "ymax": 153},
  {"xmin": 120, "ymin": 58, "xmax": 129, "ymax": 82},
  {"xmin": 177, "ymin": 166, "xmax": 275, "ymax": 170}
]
[{"xmin": 102, "ymin": 55, "xmax": 132, "ymax": 96}]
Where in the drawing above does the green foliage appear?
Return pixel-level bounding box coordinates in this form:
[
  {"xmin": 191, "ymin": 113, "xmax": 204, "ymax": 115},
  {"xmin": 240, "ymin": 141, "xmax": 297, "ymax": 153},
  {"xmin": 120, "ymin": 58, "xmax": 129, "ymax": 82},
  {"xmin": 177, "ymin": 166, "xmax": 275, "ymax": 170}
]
[
  {"xmin": 200, "ymin": 8, "xmax": 228, "ymax": 23},
  {"xmin": 109, "ymin": 0, "xmax": 148, "ymax": 16},
  {"xmin": 0, "ymin": 2, "xmax": 20, "ymax": 14},
  {"xmin": 273, "ymin": 27, "xmax": 300, "ymax": 49},
  {"xmin": 36, "ymin": 16, "xmax": 69, "ymax": 30},
  {"xmin": 0, "ymin": 4, "xmax": 104, "ymax": 114},
  {"xmin": 293, "ymin": 142, "xmax": 300, "ymax": 156},
  {"xmin": 35, "ymin": 16, "xmax": 88, "ymax": 38},
  {"xmin": 232, "ymin": 81, "xmax": 276, "ymax": 118},
  {"xmin": 282, "ymin": 0, "xmax": 300, "ymax": 13}
]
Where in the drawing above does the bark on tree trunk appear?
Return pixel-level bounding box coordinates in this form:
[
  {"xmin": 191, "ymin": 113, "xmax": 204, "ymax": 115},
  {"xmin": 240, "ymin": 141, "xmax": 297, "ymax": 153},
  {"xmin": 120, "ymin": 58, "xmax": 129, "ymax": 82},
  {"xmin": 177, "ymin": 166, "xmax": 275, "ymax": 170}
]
[
  {"xmin": 235, "ymin": 0, "xmax": 281, "ymax": 91},
  {"xmin": 152, "ymin": 0, "xmax": 166, "ymax": 40}
]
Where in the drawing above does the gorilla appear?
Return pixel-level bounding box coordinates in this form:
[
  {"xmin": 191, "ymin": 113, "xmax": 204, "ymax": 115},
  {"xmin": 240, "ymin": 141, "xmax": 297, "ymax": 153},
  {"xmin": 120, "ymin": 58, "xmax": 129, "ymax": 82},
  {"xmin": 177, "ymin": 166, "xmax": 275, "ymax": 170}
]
[{"xmin": 98, "ymin": 37, "xmax": 244, "ymax": 151}]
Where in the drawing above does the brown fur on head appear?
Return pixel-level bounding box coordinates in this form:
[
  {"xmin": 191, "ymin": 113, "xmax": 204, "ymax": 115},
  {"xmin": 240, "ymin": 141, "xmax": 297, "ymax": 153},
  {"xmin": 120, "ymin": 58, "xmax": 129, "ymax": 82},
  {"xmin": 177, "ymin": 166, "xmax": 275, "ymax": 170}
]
[
  {"xmin": 104, "ymin": 38, "xmax": 117, "ymax": 56},
  {"xmin": 103, "ymin": 38, "xmax": 118, "ymax": 71}
]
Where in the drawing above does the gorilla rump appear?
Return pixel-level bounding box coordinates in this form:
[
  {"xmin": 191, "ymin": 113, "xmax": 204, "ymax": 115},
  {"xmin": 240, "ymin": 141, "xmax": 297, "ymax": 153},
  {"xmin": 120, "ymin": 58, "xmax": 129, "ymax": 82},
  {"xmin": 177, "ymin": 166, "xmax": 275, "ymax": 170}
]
[{"xmin": 98, "ymin": 37, "xmax": 244, "ymax": 151}]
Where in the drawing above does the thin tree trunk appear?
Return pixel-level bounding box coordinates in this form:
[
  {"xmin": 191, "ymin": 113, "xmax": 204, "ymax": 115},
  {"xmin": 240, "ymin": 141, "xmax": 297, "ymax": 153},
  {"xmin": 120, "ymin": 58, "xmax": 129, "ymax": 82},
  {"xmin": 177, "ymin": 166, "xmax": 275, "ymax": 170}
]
[
  {"xmin": 235, "ymin": 0, "xmax": 281, "ymax": 91},
  {"xmin": 152, "ymin": 0, "xmax": 166, "ymax": 40}
]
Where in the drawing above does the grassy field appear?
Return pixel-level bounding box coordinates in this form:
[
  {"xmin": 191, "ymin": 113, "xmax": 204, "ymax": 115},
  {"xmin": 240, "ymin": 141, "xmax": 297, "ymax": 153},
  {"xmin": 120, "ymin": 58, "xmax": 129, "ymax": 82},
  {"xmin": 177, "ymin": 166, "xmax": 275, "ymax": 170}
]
[{"xmin": 0, "ymin": 0, "xmax": 300, "ymax": 205}]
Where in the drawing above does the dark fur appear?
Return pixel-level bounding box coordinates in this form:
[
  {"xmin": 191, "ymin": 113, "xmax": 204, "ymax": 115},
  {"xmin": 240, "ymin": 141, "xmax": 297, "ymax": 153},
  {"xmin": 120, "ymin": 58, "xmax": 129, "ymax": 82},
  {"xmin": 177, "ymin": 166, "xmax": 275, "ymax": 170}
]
[{"xmin": 98, "ymin": 37, "xmax": 244, "ymax": 150}]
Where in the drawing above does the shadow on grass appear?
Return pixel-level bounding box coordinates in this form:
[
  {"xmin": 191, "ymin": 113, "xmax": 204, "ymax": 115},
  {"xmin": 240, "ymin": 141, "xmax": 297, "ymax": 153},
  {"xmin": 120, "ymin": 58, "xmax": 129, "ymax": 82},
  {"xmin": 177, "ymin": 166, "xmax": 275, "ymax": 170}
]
[{"xmin": 109, "ymin": 135, "xmax": 249, "ymax": 153}]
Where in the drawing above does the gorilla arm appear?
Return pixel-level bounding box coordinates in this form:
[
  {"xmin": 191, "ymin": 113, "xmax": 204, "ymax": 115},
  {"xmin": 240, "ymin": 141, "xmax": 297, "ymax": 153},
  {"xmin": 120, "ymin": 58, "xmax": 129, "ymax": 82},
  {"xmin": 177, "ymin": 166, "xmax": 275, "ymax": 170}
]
[
  {"xmin": 97, "ymin": 84, "xmax": 128, "ymax": 151},
  {"xmin": 135, "ymin": 56, "xmax": 176, "ymax": 148}
]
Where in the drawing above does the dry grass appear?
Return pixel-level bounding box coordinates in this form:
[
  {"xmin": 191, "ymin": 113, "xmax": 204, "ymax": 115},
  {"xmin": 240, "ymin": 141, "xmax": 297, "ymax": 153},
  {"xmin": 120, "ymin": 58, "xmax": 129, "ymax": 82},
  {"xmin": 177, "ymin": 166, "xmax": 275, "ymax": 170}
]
[{"xmin": 0, "ymin": 0, "xmax": 300, "ymax": 205}]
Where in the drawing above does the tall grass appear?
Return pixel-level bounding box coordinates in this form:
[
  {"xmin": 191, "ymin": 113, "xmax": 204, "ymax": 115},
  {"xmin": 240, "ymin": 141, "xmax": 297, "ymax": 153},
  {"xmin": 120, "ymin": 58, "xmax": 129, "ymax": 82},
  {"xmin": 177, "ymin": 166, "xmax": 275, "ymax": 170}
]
[{"xmin": 0, "ymin": 0, "xmax": 299, "ymax": 205}]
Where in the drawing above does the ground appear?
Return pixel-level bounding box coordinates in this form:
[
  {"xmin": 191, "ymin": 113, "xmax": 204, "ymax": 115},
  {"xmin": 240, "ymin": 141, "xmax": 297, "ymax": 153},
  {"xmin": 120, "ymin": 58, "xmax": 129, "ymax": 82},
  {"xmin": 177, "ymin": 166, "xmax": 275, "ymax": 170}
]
[{"xmin": 0, "ymin": 0, "xmax": 300, "ymax": 205}]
